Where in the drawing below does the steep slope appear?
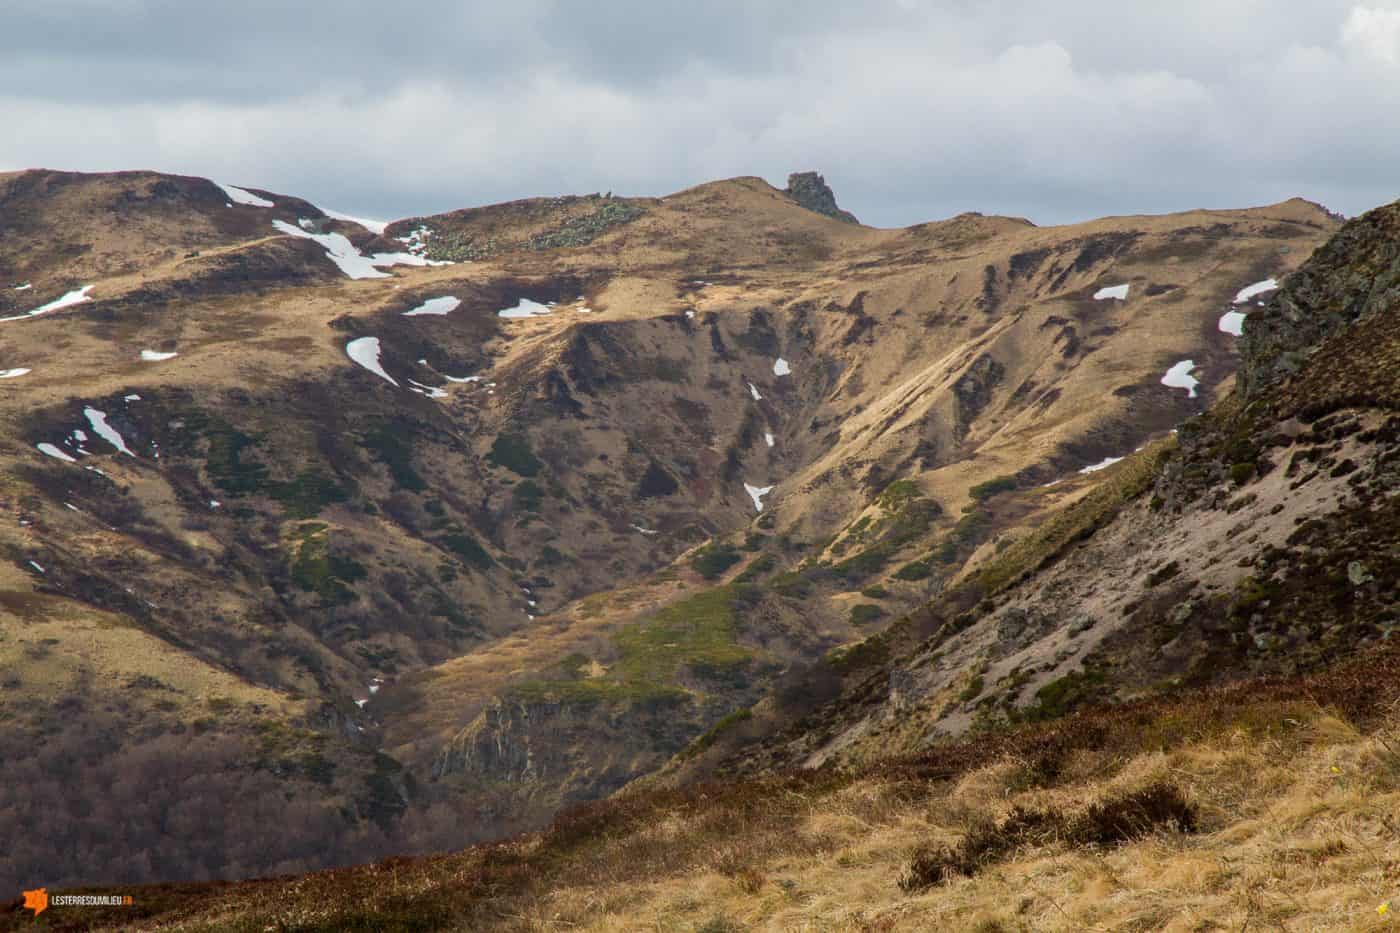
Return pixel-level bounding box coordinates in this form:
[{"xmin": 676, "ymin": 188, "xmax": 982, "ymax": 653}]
[
  {"xmin": 668, "ymin": 197, "xmax": 1399, "ymax": 784},
  {"xmin": 0, "ymin": 168, "xmax": 1337, "ymax": 893}
]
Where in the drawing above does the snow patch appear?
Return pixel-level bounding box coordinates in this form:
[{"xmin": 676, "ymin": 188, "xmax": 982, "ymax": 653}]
[
  {"xmin": 0, "ymin": 368, "xmax": 30, "ymax": 378},
  {"xmin": 218, "ymin": 183, "xmax": 273, "ymax": 207},
  {"xmin": 748, "ymin": 382, "xmax": 763, "ymax": 401},
  {"xmin": 83, "ymin": 407, "xmax": 136, "ymax": 456},
  {"xmin": 403, "ymin": 296, "xmax": 461, "ymax": 317},
  {"xmin": 1233, "ymin": 279, "xmax": 1278, "ymax": 304},
  {"xmin": 140, "ymin": 349, "xmax": 178, "ymax": 362},
  {"xmin": 1, "ymin": 285, "xmax": 94, "ymax": 323},
  {"xmin": 1093, "ymin": 284, "xmax": 1130, "ymax": 301},
  {"xmin": 744, "ymin": 482, "xmax": 774, "ymax": 513},
  {"xmin": 497, "ymin": 298, "xmax": 552, "ymax": 319},
  {"xmin": 13, "ymin": 283, "xmax": 31, "ymax": 291},
  {"xmin": 1078, "ymin": 456, "xmax": 1125, "ymax": 475},
  {"xmin": 764, "ymin": 432, "xmax": 775, "ymax": 448},
  {"xmin": 1161, "ymin": 359, "xmax": 1200, "ymax": 398},
  {"xmin": 37, "ymin": 443, "xmax": 76, "ymax": 463},
  {"xmin": 345, "ymin": 337, "xmax": 399, "ymax": 386},
  {"xmin": 124, "ymin": 394, "xmax": 141, "ymax": 401},
  {"xmin": 321, "ymin": 208, "xmax": 389, "ymax": 235},
  {"xmin": 631, "ymin": 523, "xmax": 660, "ymax": 536},
  {"xmin": 27, "ymin": 560, "xmax": 44, "ymax": 574},
  {"xmin": 773, "ymin": 357, "xmax": 791, "ymax": 377},
  {"xmin": 407, "ymin": 379, "xmax": 448, "ymax": 399},
  {"xmin": 685, "ymin": 310, "xmax": 696, "ymax": 319},
  {"xmin": 1218, "ymin": 311, "xmax": 1247, "ymax": 337},
  {"xmin": 442, "ymin": 373, "xmax": 484, "ymax": 384},
  {"xmin": 272, "ymin": 220, "xmax": 449, "ymax": 279}
]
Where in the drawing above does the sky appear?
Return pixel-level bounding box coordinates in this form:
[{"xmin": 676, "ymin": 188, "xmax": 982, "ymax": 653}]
[{"xmin": 2, "ymin": 0, "xmax": 1399, "ymax": 228}]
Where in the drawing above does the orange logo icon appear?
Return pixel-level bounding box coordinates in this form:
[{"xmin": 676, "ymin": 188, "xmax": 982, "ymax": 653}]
[{"xmin": 22, "ymin": 888, "xmax": 48, "ymax": 916}]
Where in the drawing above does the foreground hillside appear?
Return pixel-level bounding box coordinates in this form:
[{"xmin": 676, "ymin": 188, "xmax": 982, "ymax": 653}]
[{"xmin": 0, "ymin": 168, "xmax": 1340, "ymax": 893}]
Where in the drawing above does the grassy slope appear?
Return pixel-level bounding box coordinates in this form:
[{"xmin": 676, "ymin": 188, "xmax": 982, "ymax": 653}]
[{"xmin": 14, "ymin": 644, "xmax": 1400, "ymax": 931}]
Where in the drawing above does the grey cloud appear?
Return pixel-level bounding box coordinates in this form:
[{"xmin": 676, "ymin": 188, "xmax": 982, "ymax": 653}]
[{"xmin": 2, "ymin": 1, "xmax": 1399, "ymax": 227}]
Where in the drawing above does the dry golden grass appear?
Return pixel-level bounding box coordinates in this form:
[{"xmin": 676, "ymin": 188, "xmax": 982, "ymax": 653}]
[{"xmin": 522, "ymin": 709, "xmax": 1400, "ymax": 932}]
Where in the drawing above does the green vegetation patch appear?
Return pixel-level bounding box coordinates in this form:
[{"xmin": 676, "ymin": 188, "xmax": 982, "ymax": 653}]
[
  {"xmin": 488, "ymin": 433, "xmax": 543, "ymax": 477},
  {"xmin": 969, "ymin": 474, "xmax": 1019, "ymax": 502},
  {"xmin": 362, "ymin": 418, "xmax": 426, "ymax": 491},
  {"xmin": 849, "ymin": 603, "xmax": 884, "ymax": 625},
  {"xmin": 439, "ymin": 529, "xmax": 494, "ymax": 570},
  {"xmin": 289, "ymin": 525, "xmax": 367, "ymax": 606},
  {"xmin": 614, "ymin": 586, "xmax": 751, "ymax": 684},
  {"xmin": 269, "ymin": 470, "xmax": 350, "ymax": 520},
  {"xmin": 691, "ymin": 542, "xmax": 742, "ymax": 580}
]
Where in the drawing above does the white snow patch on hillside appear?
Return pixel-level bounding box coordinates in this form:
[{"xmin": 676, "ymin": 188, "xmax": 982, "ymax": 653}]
[
  {"xmin": 140, "ymin": 349, "xmax": 178, "ymax": 362},
  {"xmin": 124, "ymin": 394, "xmax": 141, "ymax": 401},
  {"xmin": 765, "ymin": 432, "xmax": 775, "ymax": 448},
  {"xmin": 748, "ymin": 382, "xmax": 763, "ymax": 401},
  {"xmin": 0, "ymin": 368, "xmax": 30, "ymax": 378},
  {"xmin": 322, "ymin": 208, "xmax": 389, "ymax": 235},
  {"xmin": 1093, "ymin": 284, "xmax": 1130, "ymax": 301},
  {"xmin": 1218, "ymin": 311, "xmax": 1247, "ymax": 337},
  {"xmin": 685, "ymin": 310, "xmax": 695, "ymax": 319},
  {"xmin": 442, "ymin": 374, "xmax": 484, "ymax": 383},
  {"xmin": 631, "ymin": 523, "xmax": 660, "ymax": 536},
  {"xmin": 773, "ymin": 358, "xmax": 791, "ymax": 376},
  {"xmin": 403, "ymin": 296, "xmax": 461, "ymax": 317},
  {"xmin": 83, "ymin": 407, "xmax": 136, "ymax": 456},
  {"xmin": 1, "ymin": 285, "xmax": 95, "ymax": 323},
  {"xmin": 498, "ymin": 298, "xmax": 552, "ymax": 319},
  {"xmin": 407, "ymin": 379, "xmax": 447, "ymax": 399},
  {"xmin": 1079, "ymin": 456, "xmax": 1124, "ymax": 474},
  {"xmin": 28, "ymin": 561, "xmax": 44, "ymax": 574},
  {"xmin": 744, "ymin": 483, "xmax": 774, "ymax": 513},
  {"xmin": 218, "ymin": 183, "xmax": 273, "ymax": 207},
  {"xmin": 13, "ymin": 283, "xmax": 31, "ymax": 291},
  {"xmin": 37, "ymin": 443, "xmax": 76, "ymax": 463},
  {"xmin": 1161, "ymin": 359, "xmax": 1200, "ymax": 398},
  {"xmin": 345, "ymin": 337, "xmax": 399, "ymax": 386},
  {"xmin": 272, "ymin": 220, "xmax": 449, "ymax": 279},
  {"xmin": 1233, "ymin": 279, "xmax": 1278, "ymax": 304}
]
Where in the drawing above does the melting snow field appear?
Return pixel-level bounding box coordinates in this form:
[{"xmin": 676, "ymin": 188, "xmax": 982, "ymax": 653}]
[
  {"xmin": 748, "ymin": 382, "xmax": 763, "ymax": 401},
  {"xmin": 1093, "ymin": 284, "xmax": 1130, "ymax": 301},
  {"xmin": 346, "ymin": 337, "xmax": 399, "ymax": 386},
  {"xmin": 403, "ymin": 296, "xmax": 461, "ymax": 317},
  {"xmin": 218, "ymin": 183, "xmax": 273, "ymax": 207},
  {"xmin": 273, "ymin": 220, "xmax": 448, "ymax": 279},
  {"xmin": 1, "ymin": 285, "xmax": 94, "ymax": 323},
  {"xmin": 1233, "ymin": 279, "xmax": 1278, "ymax": 304},
  {"xmin": 1161, "ymin": 359, "xmax": 1200, "ymax": 398},
  {"xmin": 744, "ymin": 483, "xmax": 774, "ymax": 513},
  {"xmin": 406, "ymin": 379, "xmax": 448, "ymax": 399},
  {"xmin": 83, "ymin": 407, "xmax": 136, "ymax": 456},
  {"xmin": 0, "ymin": 368, "xmax": 30, "ymax": 378},
  {"xmin": 773, "ymin": 358, "xmax": 791, "ymax": 376},
  {"xmin": 1079, "ymin": 455, "xmax": 1125, "ymax": 474},
  {"xmin": 37, "ymin": 443, "xmax": 76, "ymax": 463},
  {"xmin": 140, "ymin": 349, "xmax": 178, "ymax": 362},
  {"xmin": 321, "ymin": 208, "xmax": 389, "ymax": 235},
  {"xmin": 1219, "ymin": 311, "xmax": 1248, "ymax": 337},
  {"xmin": 498, "ymin": 298, "xmax": 552, "ymax": 319}
]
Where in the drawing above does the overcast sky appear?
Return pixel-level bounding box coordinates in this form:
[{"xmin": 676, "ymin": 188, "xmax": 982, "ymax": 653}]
[{"xmin": 3, "ymin": 1, "xmax": 1399, "ymax": 227}]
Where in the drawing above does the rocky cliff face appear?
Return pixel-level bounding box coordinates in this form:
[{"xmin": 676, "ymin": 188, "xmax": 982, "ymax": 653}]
[{"xmin": 783, "ymin": 171, "xmax": 859, "ymax": 223}]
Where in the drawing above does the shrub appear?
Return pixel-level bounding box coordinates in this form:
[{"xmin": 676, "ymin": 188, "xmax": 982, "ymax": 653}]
[
  {"xmin": 849, "ymin": 603, "xmax": 884, "ymax": 626},
  {"xmin": 894, "ymin": 557, "xmax": 934, "ymax": 581},
  {"xmin": 488, "ymin": 434, "xmax": 543, "ymax": 477},
  {"xmin": 861, "ymin": 584, "xmax": 889, "ymax": 599},
  {"xmin": 692, "ymin": 542, "xmax": 742, "ymax": 580},
  {"xmin": 1230, "ymin": 462, "xmax": 1256, "ymax": 486},
  {"xmin": 899, "ymin": 781, "xmax": 1195, "ymax": 891},
  {"xmin": 969, "ymin": 475, "xmax": 1019, "ymax": 502},
  {"xmin": 440, "ymin": 531, "xmax": 494, "ymax": 570}
]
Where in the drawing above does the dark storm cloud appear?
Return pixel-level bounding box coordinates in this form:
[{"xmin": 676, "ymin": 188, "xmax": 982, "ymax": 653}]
[{"xmin": 2, "ymin": 0, "xmax": 1398, "ymax": 226}]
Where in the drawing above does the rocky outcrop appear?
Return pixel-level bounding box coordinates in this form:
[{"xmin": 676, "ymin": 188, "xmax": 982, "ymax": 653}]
[
  {"xmin": 783, "ymin": 172, "xmax": 859, "ymax": 224},
  {"xmin": 1240, "ymin": 202, "xmax": 1400, "ymax": 397}
]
